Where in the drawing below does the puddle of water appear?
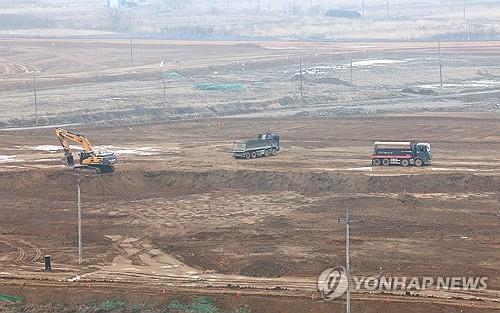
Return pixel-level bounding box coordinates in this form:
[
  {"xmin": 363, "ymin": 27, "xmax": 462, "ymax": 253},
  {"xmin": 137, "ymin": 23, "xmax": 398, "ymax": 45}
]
[
  {"xmin": 102, "ymin": 145, "xmax": 162, "ymax": 156},
  {"xmin": 431, "ymin": 167, "xmax": 477, "ymax": 172},
  {"xmin": 0, "ymin": 123, "xmax": 81, "ymax": 131},
  {"xmin": 29, "ymin": 145, "xmax": 67, "ymax": 152},
  {"xmin": 23, "ymin": 145, "xmax": 164, "ymax": 156},
  {"xmin": 0, "ymin": 155, "xmax": 19, "ymax": 163},
  {"xmin": 303, "ymin": 59, "xmax": 406, "ymax": 75},
  {"xmin": 418, "ymin": 80, "xmax": 500, "ymax": 89},
  {"xmin": 346, "ymin": 167, "xmax": 373, "ymax": 171},
  {"xmin": 351, "ymin": 59, "xmax": 405, "ymax": 67}
]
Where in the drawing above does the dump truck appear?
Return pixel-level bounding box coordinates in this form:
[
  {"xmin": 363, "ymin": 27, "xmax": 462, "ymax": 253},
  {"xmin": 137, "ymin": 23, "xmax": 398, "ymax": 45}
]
[
  {"xmin": 371, "ymin": 141, "xmax": 432, "ymax": 167},
  {"xmin": 233, "ymin": 132, "xmax": 280, "ymax": 159}
]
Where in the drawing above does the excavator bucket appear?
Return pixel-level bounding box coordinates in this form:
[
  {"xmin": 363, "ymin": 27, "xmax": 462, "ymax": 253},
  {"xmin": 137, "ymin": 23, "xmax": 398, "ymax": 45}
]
[{"xmin": 62, "ymin": 153, "xmax": 75, "ymax": 169}]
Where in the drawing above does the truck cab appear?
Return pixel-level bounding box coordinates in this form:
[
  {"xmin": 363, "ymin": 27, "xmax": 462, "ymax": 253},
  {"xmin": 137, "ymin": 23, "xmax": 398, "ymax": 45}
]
[
  {"xmin": 258, "ymin": 132, "xmax": 280, "ymax": 142},
  {"xmin": 259, "ymin": 132, "xmax": 280, "ymax": 152},
  {"xmin": 414, "ymin": 143, "xmax": 432, "ymax": 164}
]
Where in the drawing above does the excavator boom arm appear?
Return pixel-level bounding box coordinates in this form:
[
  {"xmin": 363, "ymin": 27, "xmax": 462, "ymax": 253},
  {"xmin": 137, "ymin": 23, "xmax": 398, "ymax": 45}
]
[{"xmin": 55, "ymin": 128, "xmax": 93, "ymax": 152}]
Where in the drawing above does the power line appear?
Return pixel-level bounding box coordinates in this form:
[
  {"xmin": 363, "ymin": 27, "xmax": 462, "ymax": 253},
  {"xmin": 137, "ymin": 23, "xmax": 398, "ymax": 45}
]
[
  {"xmin": 77, "ymin": 179, "xmax": 82, "ymax": 265},
  {"xmin": 345, "ymin": 207, "xmax": 351, "ymax": 313},
  {"xmin": 129, "ymin": 38, "xmax": 134, "ymax": 65},
  {"xmin": 299, "ymin": 55, "xmax": 303, "ymax": 99},
  {"xmin": 338, "ymin": 208, "xmax": 351, "ymax": 313},
  {"xmin": 438, "ymin": 41, "xmax": 444, "ymax": 94},
  {"xmin": 350, "ymin": 57, "xmax": 353, "ymax": 86},
  {"xmin": 33, "ymin": 72, "xmax": 38, "ymax": 126},
  {"xmin": 463, "ymin": 0, "xmax": 466, "ymax": 20}
]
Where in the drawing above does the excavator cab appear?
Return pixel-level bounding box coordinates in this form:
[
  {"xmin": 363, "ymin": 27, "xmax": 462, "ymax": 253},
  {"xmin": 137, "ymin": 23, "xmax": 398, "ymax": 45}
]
[{"xmin": 78, "ymin": 151, "xmax": 93, "ymax": 164}]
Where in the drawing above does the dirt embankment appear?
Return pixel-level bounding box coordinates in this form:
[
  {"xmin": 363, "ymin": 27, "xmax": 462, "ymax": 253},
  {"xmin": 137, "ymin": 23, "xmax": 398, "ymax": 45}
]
[{"xmin": 2, "ymin": 168, "xmax": 499, "ymax": 201}]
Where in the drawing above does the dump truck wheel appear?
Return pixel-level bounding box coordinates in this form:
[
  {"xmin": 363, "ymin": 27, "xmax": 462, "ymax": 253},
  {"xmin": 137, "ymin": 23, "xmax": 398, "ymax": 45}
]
[
  {"xmin": 382, "ymin": 159, "xmax": 390, "ymax": 166},
  {"xmin": 401, "ymin": 159, "xmax": 410, "ymax": 167},
  {"xmin": 414, "ymin": 159, "xmax": 423, "ymax": 167},
  {"xmin": 251, "ymin": 151, "xmax": 257, "ymax": 159},
  {"xmin": 264, "ymin": 149, "xmax": 271, "ymax": 157},
  {"xmin": 271, "ymin": 148, "xmax": 278, "ymax": 156},
  {"xmin": 372, "ymin": 159, "xmax": 382, "ymax": 166},
  {"xmin": 245, "ymin": 152, "xmax": 251, "ymax": 159}
]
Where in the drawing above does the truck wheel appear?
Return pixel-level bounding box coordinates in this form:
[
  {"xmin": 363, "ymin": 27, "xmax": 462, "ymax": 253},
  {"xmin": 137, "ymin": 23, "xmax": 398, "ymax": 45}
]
[
  {"xmin": 271, "ymin": 148, "xmax": 278, "ymax": 156},
  {"xmin": 401, "ymin": 159, "xmax": 410, "ymax": 167},
  {"xmin": 264, "ymin": 149, "xmax": 271, "ymax": 157},
  {"xmin": 251, "ymin": 151, "xmax": 257, "ymax": 159},
  {"xmin": 382, "ymin": 159, "xmax": 390, "ymax": 166},
  {"xmin": 245, "ymin": 152, "xmax": 251, "ymax": 159},
  {"xmin": 414, "ymin": 159, "xmax": 423, "ymax": 167},
  {"xmin": 372, "ymin": 159, "xmax": 382, "ymax": 166}
]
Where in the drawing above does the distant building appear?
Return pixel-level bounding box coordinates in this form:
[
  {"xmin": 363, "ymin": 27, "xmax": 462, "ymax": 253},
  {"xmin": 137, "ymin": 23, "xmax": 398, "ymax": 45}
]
[
  {"xmin": 107, "ymin": 0, "xmax": 121, "ymax": 8},
  {"xmin": 325, "ymin": 9, "xmax": 362, "ymax": 19},
  {"xmin": 107, "ymin": 0, "xmax": 128, "ymax": 8},
  {"xmin": 107, "ymin": 0, "xmax": 145, "ymax": 8}
]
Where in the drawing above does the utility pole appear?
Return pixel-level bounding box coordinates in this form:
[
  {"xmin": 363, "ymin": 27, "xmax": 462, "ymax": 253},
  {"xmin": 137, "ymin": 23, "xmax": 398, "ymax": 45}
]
[
  {"xmin": 299, "ymin": 55, "xmax": 303, "ymax": 99},
  {"xmin": 33, "ymin": 72, "xmax": 38, "ymax": 125},
  {"xmin": 7, "ymin": 30, "xmax": 10, "ymax": 52},
  {"xmin": 361, "ymin": 0, "xmax": 364, "ymax": 17},
  {"xmin": 161, "ymin": 61, "xmax": 167, "ymax": 105},
  {"xmin": 338, "ymin": 208, "xmax": 353, "ymax": 313},
  {"xmin": 438, "ymin": 42, "xmax": 444, "ymax": 94},
  {"xmin": 163, "ymin": 71, "xmax": 166, "ymax": 105},
  {"xmin": 77, "ymin": 179, "xmax": 82, "ymax": 265},
  {"xmin": 345, "ymin": 207, "xmax": 351, "ymax": 313},
  {"xmin": 129, "ymin": 38, "xmax": 134, "ymax": 65},
  {"xmin": 350, "ymin": 58, "xmax": 353, "ymax": 86},
  {"xmin": 463, "ymin": 0, "xmax": 466, "ymax": 20}
]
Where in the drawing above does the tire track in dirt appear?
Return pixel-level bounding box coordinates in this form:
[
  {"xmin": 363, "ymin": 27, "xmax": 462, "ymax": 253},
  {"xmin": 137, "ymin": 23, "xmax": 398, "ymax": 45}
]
[{"xmin": 0, "ymin": 237, "xmax": 42, "ymax": 264}]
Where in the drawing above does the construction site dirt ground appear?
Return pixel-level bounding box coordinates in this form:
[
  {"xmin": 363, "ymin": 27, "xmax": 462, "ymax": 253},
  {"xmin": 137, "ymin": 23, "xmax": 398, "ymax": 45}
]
[{"xmin": 1, "ymin": 113, "xmax": 500, "ymax": 312}]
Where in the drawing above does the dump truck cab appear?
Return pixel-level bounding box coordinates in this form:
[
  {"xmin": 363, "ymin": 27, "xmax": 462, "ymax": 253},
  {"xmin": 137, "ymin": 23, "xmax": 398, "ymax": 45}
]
[
  {"xmin": 258, "ymin": 132, "xmax": 280, "ymax": 141},
  {"xmin": 414, "ymin": 142, "xmax": 432, "ymax": 163}
]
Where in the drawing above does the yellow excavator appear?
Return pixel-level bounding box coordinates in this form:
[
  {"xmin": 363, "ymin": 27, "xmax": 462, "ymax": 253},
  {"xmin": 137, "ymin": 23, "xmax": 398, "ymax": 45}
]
[{"xmin": 55, "ymin": 128, "xmax": 117, "ymax": 173}]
